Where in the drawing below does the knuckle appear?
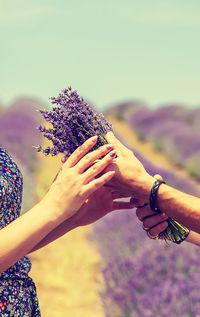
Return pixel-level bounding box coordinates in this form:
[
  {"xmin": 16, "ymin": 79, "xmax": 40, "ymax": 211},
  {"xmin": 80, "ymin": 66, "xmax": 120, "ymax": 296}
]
[
  {"xmin": 158, "ymin": 214, "xmax": 165, "ymax": 221},
  {"xmin": 84, "ymin": 155, "xmax": 91, "ymax": 163},
  {"xmin": 78, "ymin": 188, "xmax": 86, "ymax": 199},
  {"xmin": 91, "ymin": 164, "xmax": 99, "ymax": 172}
]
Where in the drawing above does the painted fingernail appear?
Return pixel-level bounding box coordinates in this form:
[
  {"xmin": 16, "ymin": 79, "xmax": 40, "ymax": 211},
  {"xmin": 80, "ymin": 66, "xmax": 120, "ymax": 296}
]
[
  {"xmin": 106, "ymin": 145, "xmax": 113, "ymax": 150},
  {"xmin": 91, "ymin": 136, "xmax": 98, "ymax": 142},
  {"xmin": 110, "ymin": 150, "xmax": 116, "ymax": 157}
]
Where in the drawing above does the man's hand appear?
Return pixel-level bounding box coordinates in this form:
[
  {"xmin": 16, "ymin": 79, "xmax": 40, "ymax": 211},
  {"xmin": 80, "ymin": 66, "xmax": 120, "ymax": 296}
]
[
  {"xmin": 104, "ymin": 132, "xmax": 154, "ymax": 202},
  {"xmin": 136, "ymin": 204, "xmax": 168, "ymax": 239}
]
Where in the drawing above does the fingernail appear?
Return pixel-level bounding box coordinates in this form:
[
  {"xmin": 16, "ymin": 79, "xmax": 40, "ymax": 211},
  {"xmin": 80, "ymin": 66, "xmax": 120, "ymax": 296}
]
[
  {"xmin": 106, "ymin": 145, "xmax": 113, "ymax": 150},
  {"xmin": 161, "ymin": 213, "xmax": 168, "ymax": 219},
  {"xmin": 91, "ymin": 136, "xmax": 98, "ymax": 142},
  {"xmin": 110, "ymin": 150, "xmax": 116, "ymax": 157}
]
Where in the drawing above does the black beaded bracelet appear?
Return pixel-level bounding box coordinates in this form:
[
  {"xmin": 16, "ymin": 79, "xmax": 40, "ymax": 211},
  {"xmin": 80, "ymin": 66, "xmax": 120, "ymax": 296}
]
[
  {"xmin": 149, "ymin": 179, "xmax": 190, "ymax": 244},
  {"xmin": 149, "ymin": 180, "xmax": 166, "ymax": 213}
]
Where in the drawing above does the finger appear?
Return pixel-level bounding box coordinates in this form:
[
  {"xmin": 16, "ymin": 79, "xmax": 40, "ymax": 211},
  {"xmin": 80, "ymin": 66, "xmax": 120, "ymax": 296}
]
[
  {"xmin": 105, "ymin": 132, "xmax": 126, "ymax": 154},
  {"xmin": 143, "ymin": 213, "xmax": 168, "ymax": 229},
  {"xmin": 83, "ymin": 150, "xmax": 117, "ymax": 184},
  {"xmin": 112, "ymin": 192, "xmax": 131, "ymax": 199},
  {"xmin": 61, "ymin": 156, "xmax": 68, "ymax": 163},
  {"xmin": 84, "ymin": 171, "xmax": 115, "ymax": 197},
  {"xmin": 106, "ymin": 131, "xmax": 121, "ymax": 146},
  {"xmin": 76, "ymin": 144, "xmax": 114, "ymax": 173},
  {"xmin": 113, "ymin": 201, "xmax": 134, "ymax": 210},
  {"xmin": 64, "ymin": 135, "xmax": 98, "ymax": 168},
  {"xmin": 130, "ymin": 197, "xmax": 146, "ymax": 207},
  {"xmin": 136, "ymin": 205, "xmax": 156, "ymax": 220},
  {"xmin": 148, "ymin": 221, "xmax": 168, "ymax": 237}
]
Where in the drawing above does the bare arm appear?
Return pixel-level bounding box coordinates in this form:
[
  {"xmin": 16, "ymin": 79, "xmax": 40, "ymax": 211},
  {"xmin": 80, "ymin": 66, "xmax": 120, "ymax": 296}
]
[
  {"xmin": 156, "ymin": 184, "xmax": 200, "ymax": 234},
  {"xmin": 28, "ymin": 216, "xmax": 76, "ymax": 253},
  {"xmin": 0, "ymin": 202, "xmax": 61, "ymax": 273},
  {"xmin": 105, "ymin": 132, "xmax": 200, "ymax": 234},
  {"xmin": 186, "ymin": 231, "xmax": 200, "ymax": 246},
  {"xmin": 0, "ymin": 137, "xmax": 116, "ymax": 273},
  {"xmin": 134, "ymin": 174, "xmax": 200, "ymax": 246},
  {"xmin": 29, "ymin": 186, "xmax": 133, "ymax": 253}
]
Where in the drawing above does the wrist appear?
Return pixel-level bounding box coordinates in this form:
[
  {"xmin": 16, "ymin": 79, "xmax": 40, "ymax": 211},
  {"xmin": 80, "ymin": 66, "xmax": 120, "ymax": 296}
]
[
  {"xmin": 40, "ymin": 188, "xmax": 77, "ymax": 226},
  {"xmin": 130, "ymin": 173, "xmax": 155, "ymax": 203},
  {"xmin": 38, "ymin": 197, "xmax": 68, "ymax": 228}
]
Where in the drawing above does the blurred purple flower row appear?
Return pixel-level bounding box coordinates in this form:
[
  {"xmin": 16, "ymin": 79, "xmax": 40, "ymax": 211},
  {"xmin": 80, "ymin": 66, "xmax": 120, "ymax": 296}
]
[
  {"xmin": 0, "ymin": 98, "xmax": 43, "ymax": 212},
  {"xmin": 126, "ymin": 104, "xmax": 200, "ymax": 180},
  {"xmin": 106, "ymin": 101, "xmax": 200, "ymax": 179}
]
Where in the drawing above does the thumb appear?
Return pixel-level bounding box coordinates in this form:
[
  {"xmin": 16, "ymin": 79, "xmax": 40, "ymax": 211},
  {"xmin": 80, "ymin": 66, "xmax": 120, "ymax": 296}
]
[{"xmin": 153, "ymin": 174, "xmax": 163, "ymax": 181}]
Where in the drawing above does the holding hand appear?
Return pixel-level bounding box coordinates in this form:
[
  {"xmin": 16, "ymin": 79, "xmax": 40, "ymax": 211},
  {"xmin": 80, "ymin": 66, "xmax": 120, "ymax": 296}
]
[
  {"xmin": 105, "ymin": 132, "xmax": 154, "ymax": 202},
  {"xmin": 136, "ymin": 204, "xmax": 168, "ymax": 240},
  {"xmin": 60, "ymin": 155, "xmax": 133, "ymax": 226},
  {"xmin": 42, "ymin": 135, "xmax": 117, "ymax": 224}
]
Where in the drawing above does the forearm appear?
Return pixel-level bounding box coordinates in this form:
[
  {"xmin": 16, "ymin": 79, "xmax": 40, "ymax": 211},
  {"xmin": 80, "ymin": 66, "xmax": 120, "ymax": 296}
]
[
  {"xmin": 29, "ymin": 216, "xmax": 77, "ymax": 253},
  {"xmin": 186, "ymin": 230, "xmax": 200, "ymax": 246},
  {"xmin": 0, "ymin": 202, "xmax": 64, "ymax": 273},
  {"xmin": 156, "ymin": 184, "xmax": 200, "ymax": 233}
]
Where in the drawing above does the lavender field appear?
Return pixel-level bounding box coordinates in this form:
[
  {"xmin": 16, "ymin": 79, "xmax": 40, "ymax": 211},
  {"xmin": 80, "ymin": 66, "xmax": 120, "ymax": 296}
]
[
  {"xmin": 1, "ymin": 97, "xmax": 200, "ymax": 316},
  {"xmin": 106, "ymin": 103, "xmax": 200, "ymax": 180},
  {"xmin": 0, "ymin": 98, "xmax": 43, "ymax": 212},
  {"xmin": 93, "ymin": 104, "xmax": 200, "ymax": 317}
]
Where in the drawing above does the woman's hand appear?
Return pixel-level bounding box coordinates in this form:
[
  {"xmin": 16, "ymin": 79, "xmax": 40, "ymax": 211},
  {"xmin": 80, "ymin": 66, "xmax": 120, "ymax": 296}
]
[
  {"xmin": 42, "ymin": 136, "xmax": 117, "ymax": 224},
  {"xmin": 104, "ymin": 132, "xmax": 154, "ymax": 202},
  {"xmin": 71, "ymin": 186, "xmax": 133, "ymax": 227}
]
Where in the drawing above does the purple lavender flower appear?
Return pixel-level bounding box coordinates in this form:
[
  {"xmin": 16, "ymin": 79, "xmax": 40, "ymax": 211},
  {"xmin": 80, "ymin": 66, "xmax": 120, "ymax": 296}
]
[{"xmin": 35, "ymin": 87, "xmax": 112, "ymax": 156}]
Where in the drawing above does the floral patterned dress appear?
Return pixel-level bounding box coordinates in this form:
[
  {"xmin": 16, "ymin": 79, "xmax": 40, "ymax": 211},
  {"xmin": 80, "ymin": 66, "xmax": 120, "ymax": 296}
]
[{"xmin": 0, "ymin": 147, "xmax": 41, "ymax": 316}]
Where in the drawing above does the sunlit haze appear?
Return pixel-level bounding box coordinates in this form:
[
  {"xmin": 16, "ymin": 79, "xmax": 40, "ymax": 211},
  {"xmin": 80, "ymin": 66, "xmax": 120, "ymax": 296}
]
[{"xmin": 1, "ymin": 0, "xmax": 200, "ymax": 109}]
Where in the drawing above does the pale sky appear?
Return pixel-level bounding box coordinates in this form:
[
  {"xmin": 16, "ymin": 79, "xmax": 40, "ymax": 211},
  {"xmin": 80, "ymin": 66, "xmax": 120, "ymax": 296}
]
[{"xmin": 0, "ymin": 0, "xmax": 200, "ymax": 110}]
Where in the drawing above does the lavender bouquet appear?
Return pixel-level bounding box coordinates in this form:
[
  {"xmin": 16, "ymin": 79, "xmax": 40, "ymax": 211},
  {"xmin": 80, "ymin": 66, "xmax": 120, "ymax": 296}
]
[
  {"xmin": 35, "ymin": 87, "xmax": 189, "ymax": 244},
  {"xmin": 35, "ymin": 87, "xmax": 112, "ymax": 157}
]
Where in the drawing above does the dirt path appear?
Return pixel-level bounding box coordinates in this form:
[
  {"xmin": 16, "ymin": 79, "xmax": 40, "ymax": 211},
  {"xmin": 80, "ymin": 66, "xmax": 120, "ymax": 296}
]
[
  {"xmin": 29, "ymin": 226, "xmax": 104, "ymax": 317},
  {"xmin": 29, "ymin": 145, "xmax": 104, "ymax": 317},
  {"xmin": 110, "ymin": 117, "xmax": 200, "ymax": 191}
]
